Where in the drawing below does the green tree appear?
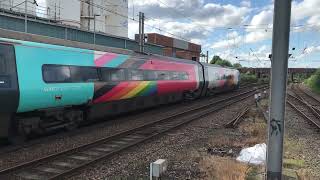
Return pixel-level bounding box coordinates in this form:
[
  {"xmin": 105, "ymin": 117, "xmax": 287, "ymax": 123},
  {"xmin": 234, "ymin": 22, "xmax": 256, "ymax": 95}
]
[
  {"xmin": 233, "ymin": 63, "xmax": 242, "ymax": 69},
  {"xmin": 305, "ymin": 69, "xmax": 320, "ymax": 93},
  {"xmin": 210, "ymin": 55, "xmax": 238, "ymax": 68},
  {"xmin": 210, "ymin": 55, "xmax": 222, "ymax": 64},
  {"xmin": 215, "ymin": 59, "xmax": 233, "ymax": 67},
  {"xmin": 210, "ymin": 55, "xmax": 233, "ymax": 67}
]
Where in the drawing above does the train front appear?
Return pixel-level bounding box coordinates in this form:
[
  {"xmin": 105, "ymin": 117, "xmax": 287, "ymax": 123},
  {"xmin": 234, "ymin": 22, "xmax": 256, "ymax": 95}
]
[{"xmin": 0, "ymin": 42, "xmax": 19, "ymax": 140}]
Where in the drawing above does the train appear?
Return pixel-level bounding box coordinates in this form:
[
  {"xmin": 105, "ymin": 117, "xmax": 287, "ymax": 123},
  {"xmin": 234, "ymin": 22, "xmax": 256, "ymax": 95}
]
[{"xmin": 0, "ymin": 37, "xmax": 240, "ymax": 141}]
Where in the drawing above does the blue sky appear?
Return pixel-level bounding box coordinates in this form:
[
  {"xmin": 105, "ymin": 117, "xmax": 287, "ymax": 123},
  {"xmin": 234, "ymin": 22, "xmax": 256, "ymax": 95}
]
[{"xmin": 128, "ymin": 0, "xmax": 320, "ymax": 68}]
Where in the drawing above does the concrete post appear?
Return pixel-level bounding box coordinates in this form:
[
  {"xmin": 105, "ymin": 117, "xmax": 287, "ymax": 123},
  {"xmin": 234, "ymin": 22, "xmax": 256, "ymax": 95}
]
[
  {"xmin": 93, "ymin": 16, "xmax": 96, "ymax": 45},
  {"xmin": 24, "ymin": 0, "xmax": 27, "ymax": 33},
  {"xmin": 139, "ymin": 12, "xmax": 145, "ymax": 53},
  {"xmin": 65, "ymin": 28, "xmax": 68, "ymax": 40},
  {"xmin": 142, "ymin": 12, "xmax": 145, "ymax": 53},
  {"xmin": 139, "ymin": 12, "xmax": 142, "ymax": 52},
  {"xmin": 266, "ymin": 0, "xmax": 292, "ymax": 179},
  {"xmin": 206, "ymin": 51, "xmax": 209, "ymax": 63}
]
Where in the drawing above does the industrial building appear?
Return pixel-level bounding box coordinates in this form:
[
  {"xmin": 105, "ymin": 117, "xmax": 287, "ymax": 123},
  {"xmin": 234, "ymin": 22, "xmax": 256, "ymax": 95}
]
[
  {"xmin": 80, "ymin": 0, "xmax": 128, "ymax": 37},
  {"xmin": 46, "ymin": 0, "xmax": 81, "ymax": 27},
  {"xmin": 0, "ymin": 1, "xmax": 161, "ymax": 55},
  {"xmin": 0, "ymin": 0, "xmax": 129, "ymax": 38},
  {"xmin": 45, "ymin": 0, "xmax": 128, "ymax": 37},
  {"xmin": 136, "ymin": 33, "xmax": 201, "ymax": 61}
]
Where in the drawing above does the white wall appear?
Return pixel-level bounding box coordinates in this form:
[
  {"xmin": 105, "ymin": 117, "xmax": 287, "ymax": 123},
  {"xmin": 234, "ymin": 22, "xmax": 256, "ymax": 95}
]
[
  {"xmin": 47, "ymin": 0, "xmax": 81, "ymax": 27},
  {"xmin": 0, "ymin": 0, "xmax": 37, "ymax": 16},
  {"xmin": 80, "ymin": 0, "xmax": 128, "ymax": 38},
  {"xmin": 105, "ymin": 0, "xmax": 128, "ymax": 38}
]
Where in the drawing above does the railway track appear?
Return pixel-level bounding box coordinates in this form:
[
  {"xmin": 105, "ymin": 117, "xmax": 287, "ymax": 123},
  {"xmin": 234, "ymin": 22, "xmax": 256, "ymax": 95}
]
[
  {"xmin": 287, "ymin": 92, "xmax": 320, "ymax": 130},
  {"xmin": 224, "ymin": 106, "xmax": 249, "ymax": 128},
  {"xmin": 291, "ymin": 84, "xmax": 320, "ymax": 107},
  {"xmin": 0, "ymin": 85, "xmax": 268, "ymax": 180}
]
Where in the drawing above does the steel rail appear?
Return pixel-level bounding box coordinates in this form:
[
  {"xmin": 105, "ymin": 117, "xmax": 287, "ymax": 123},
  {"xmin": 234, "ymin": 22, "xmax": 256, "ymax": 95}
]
[
  {"xmin": 287, "ymin": 93, "xmax": 320, "ymax": 129},
  {"xmin": 0, "ymin": 85, "xmax": 268, "ymax": 180},
  {"xmin": 287, "ymin": 93, "xmax": 320, "ymax": 118},
  {"xmin": 293, "ymin": 84, "xmax": 320, "ymax": 106},
  {"xmin": 224, "ymin": 106, "xmax": 250, "ymax": 128},
  {"xmin": 287, "ymin": 101, "xmax": 320, "ymax": 129}
]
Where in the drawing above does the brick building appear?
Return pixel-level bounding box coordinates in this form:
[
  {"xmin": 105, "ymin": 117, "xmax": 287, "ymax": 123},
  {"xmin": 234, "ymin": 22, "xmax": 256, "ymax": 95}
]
[{"xmin": 135, "ymin": 33, "xmax": 201, "ymax": 61}]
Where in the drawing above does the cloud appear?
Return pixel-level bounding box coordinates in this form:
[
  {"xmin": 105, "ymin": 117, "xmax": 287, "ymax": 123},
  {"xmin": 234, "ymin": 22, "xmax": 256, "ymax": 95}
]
[
  {"xmin": 249, "ymin": 10, "xmax": 272, "ymax": 26},
  {"xmin": 214, "ymin": 47, "xmax": 271, "ymax": 68},
  {"xmin": 211, "ymin": 29, "xmax": 272, "ymax": 49},
  {"xmin": 295, "ymin": 45, "xmax": 320, "ymax": 59},
  {"xmin": 240, "ymin": 0, "xmax": 251, "ymax": 8},
  {"xmin": 128, "ymin": 0, "xmax": 251, "ymax": 41},
  {"xmin": 292, "ymin": 0, "xmax": 320, "ymax": 22}
]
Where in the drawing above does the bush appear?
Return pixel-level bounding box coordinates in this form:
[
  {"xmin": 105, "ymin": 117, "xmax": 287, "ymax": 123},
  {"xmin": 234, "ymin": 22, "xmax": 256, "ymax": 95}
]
[
  {"xmin": 240, "ymin": 73, "xmax": 258, "ymax": 83},
  {"xmin": 305, "ymin": 69, "xmax": 320, "ymax": 93},
  {"xmin": 258, "ymin": 77, "xmax": 269, "ymax": 84}
]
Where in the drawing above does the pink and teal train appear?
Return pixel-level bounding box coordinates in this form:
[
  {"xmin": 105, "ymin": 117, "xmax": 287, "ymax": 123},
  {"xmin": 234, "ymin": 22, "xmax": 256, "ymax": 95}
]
[{"xmin": 0, "ymin": 37, "xmax": 239, "ymax": 140}]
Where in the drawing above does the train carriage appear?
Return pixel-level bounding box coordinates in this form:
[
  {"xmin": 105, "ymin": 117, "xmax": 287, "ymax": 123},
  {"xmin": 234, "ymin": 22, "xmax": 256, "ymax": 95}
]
[
  {"xmin": 202, "ymin": 63, "xmax": 240, "ymax": 95},
  {"xmin": 0, "ymin": 37, "xmax": 239, "ymax": 141}
]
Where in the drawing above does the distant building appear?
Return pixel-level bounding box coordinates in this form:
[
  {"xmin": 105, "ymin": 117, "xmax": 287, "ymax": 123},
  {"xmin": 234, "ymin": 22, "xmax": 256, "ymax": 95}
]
[
  {"xmin": 136, "ymin": 33, "xmax": 201, "ymax": 61},
  {"xmin": 47, "ymin": 0, "xmax": 81, "ymax": 27},
  {"xmin": 80, "ymin": 0, "xmax": 128, "ymax": 37},
  {"xmin": 44, "ymin": 0, "xmax": 129, "ymax": 37}
]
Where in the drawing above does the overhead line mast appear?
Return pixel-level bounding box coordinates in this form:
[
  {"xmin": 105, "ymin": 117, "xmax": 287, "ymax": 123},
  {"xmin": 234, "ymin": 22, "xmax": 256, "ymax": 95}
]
[{"xmin": 267, "ymin": 0, "xmax": 292, "ymax": 179}]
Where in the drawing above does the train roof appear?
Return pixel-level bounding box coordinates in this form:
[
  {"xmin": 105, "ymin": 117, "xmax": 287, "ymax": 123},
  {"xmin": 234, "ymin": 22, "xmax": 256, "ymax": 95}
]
[
  {"xmin": 200, "ymin": 62, "xmax": 238, "ymax": 71},
  {"xmin": 0, "ymin": 37, "xmax": 201, "ymax": 65},
  {"xmin": 0, "ymin": 37, "xmax": 239, "ymax": 69},
  {"xmin": 0, "ymin": 37, "xmax": 134, "ymax": 55}
]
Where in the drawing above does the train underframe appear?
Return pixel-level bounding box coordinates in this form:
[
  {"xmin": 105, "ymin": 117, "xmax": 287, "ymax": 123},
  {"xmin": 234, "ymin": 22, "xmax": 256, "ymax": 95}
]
[
  {"xmin": 2, "ymin": 92, "xmax": 193, "ymax": 142},
  {"xmin": 1, "ymin": 84, "xmax": 239, "ymax": 143}
]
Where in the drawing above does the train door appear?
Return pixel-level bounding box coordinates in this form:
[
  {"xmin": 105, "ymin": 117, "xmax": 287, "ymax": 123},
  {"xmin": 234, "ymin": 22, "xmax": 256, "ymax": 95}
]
[
  {"xmin": 200, "ymin": 65, "xmax": 209, "ymax": 97},
  {"xmin": 0, "ymin": 43, "xmax": 19, "ymax": 139}
]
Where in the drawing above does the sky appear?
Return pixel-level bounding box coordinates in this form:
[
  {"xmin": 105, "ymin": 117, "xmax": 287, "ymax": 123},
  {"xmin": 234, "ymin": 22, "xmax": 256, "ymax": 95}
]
[
  {"xmin": 126, "ymin": 0, "xmax": 320, "ymax": 68},
  {"xmin": 35, "ymin": 0, "xmax": 320, "ymax": 68}
]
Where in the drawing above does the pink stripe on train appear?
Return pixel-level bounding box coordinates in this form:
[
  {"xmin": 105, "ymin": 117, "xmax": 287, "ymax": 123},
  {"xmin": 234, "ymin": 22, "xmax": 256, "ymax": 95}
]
[{"xmin": 94, "ymin": 52, "xmax": 118, "ymax": 67}]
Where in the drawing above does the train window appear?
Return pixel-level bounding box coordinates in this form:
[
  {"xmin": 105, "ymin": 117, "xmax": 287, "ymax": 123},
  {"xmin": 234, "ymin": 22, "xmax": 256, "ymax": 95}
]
[
  {"xmin": 171, "ymin": 72, "xmax": 180, "ymax": 80},
  {"xmin": 145, "ymin": 71, "xmax": 157, "ymax": 81},
  {"xmin": 43, "ymin": 65, "xmax": 71, "ymax": 83},
  {"xmin": 70, "ymin": 66, "xmax": 99, "ymax": 82},
  {"xmin": 111, "ymin": 69, "xmax": 125, "ymax": 81},
  {"xmin": 156, "ymin": 71, "xmax": 170, "ymax": 80},
  {"xmin": 128, "ymin": 69, "xmax": 144, "ymax": 81},
  {"xmin": 215, "ymin": 73, "xmax": 220, "ymax": 80},
  {"xmin": 0, "ymin": 55, "xmax": 6, "ymax": 74},
  {"xmin": 179, "ymin": 72, "xmax": 189, "ymax": 80},
  {"xmin": 100, "ymin": 68, "xmax": 125, "ymax": 82}
]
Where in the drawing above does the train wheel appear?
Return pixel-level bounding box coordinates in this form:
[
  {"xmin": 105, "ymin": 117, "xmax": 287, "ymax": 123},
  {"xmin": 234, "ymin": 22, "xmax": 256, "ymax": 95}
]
[
  {"xmin": 183, "ymin": 91, "xmax": 195, "ymax": 101},
  {"xmin": 8, "ymin": 119, "xmax": 28, "ymax": 144},
  {"xmin": 65, "ymin": 122, "xmax": 78, "ymax": 131},
  {"xmin": 64, "ymin": 110, "xmax": 83, "ymax": 131}
]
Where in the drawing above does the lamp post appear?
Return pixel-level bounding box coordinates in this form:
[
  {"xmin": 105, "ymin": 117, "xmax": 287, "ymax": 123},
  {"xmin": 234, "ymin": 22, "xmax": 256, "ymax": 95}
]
[{"xmin": 93, "ymin": 14, "xmax": 100, "ymax": 45}]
